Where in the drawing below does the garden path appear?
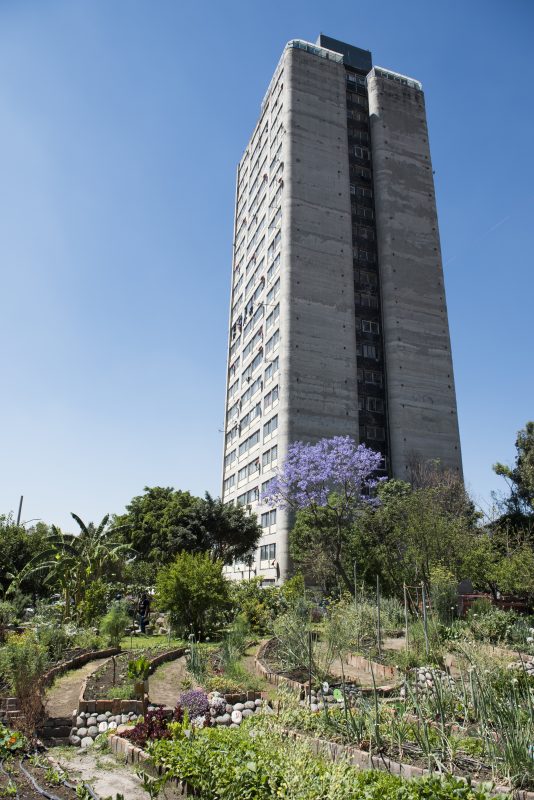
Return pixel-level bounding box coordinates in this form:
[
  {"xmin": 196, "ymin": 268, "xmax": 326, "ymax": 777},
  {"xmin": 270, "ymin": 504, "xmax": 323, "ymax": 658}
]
[
  {"xmin": 50, "ymin": 747, "xmax": 148, "ymax": 800},
  {"xmin": 45, "ymin": 657, "xmax": 110, "ymax": 718},
  {"xmin": 148, "ymin": 656, "xmax": 187, "ymax": 707}
]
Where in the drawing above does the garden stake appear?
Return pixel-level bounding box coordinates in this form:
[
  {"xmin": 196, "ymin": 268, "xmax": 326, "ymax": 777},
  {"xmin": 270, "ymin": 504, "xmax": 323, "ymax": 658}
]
[
  {"xmin": 403, "ymin": 583, "xmax": 409, "ymax": 651},
  {"xmin": 421, "ymin": 582, "xmax": 429, "ymax": 658},
  {"xmin": 308, "ymin": 629, "xmax": 313, "ymax": 704},
  {"xmin": 376, "ymin": 575, "xmax": 381, "ymax": 659}
]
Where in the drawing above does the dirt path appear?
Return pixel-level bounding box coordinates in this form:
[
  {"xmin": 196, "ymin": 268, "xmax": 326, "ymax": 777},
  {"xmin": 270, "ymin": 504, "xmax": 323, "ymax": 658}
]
[
  {"xmin": 45, "ymin": 658, "xmax": 110, "ymax": 718},
  {"xmin": 148, "ymin": 656, "xmax": 187, "ymax": 707},
  {"xmin": 50, "ymin": 747, "xmax": 148, "ymax": 800}
]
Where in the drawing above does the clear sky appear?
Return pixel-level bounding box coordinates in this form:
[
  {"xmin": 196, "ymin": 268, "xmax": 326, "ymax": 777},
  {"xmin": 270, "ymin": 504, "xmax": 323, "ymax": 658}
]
[{"xmin": 1, "ymin": 0, "xmax": 532, "ymax": 531}]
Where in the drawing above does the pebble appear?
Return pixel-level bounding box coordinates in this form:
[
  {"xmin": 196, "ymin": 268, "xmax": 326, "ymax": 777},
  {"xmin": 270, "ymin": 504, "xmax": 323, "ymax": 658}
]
[
  {"xmin": 231, "ymin": 710, "xmax": 243, "ymax": 724},
  {"xmin": 81, "ymin": 737, "xmax": 94, "ymax": 749},
  {"xmin": 233, "ymin": 703, "xmax": 245, "ymax": 712},
  {"xmin": 76, "ymin": 716, "xmax": 85, "ymax": 727},
  {"xmin": 97, "ymin": 714, "xmax": 107, "ymax": 723},
  {"xmin": 77, "ymin": 727, "xmax": 88, "ymax": 738},
  {"xmin": 242, "ymin": 709, "xmax": 253, "ymax": 718},
  {"xmin": 87, "ymin": 717, "xmax": 97, "ymax": 727},
  {"xmin": 98, "ymin": 721, "xmax": 108, "ymax": 733},
  {"xmin": 225, "ymin": 704, "xmax": 233, "ymax": 714},
  {"xmin": 244, "ymin": 701, "xmax": 256, "ymax": 710},
  {"xmin": 87, "ymin": 726, "xmax": 99, "ymax": 737},
  {"xmin": 254, "ymin": 699, "xmax": 262, "ymax": 707},
  {"xmin": 69, "ymin": 735, "xmax": 81, "ymax": 746}
]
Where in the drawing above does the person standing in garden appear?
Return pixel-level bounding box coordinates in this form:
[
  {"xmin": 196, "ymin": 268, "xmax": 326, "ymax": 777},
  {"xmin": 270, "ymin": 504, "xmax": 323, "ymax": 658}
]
[{"xmin": 138, "ymin": 592, "xmax": 150, "ymax": 634}]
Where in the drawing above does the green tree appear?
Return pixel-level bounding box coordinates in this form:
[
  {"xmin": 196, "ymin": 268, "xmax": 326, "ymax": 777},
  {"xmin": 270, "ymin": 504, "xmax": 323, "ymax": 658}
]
[
  {"xmin": 0, "ymin": 516, "xmax": 49, "ymax": 597},
  {"xmin": 156, "ymin": 551, "xmax": 230, "ymax": 638},
  {"xmin": 115, "ymin": 487, "xmax": 261, "ymax": 565},
  {"xmin": 494, "ymin": 421, "xmax": 534, "ymax": 518}
]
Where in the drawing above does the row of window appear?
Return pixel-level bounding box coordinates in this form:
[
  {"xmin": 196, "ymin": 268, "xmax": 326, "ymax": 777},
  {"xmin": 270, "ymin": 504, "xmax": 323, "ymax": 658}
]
[
  {"xmin": 238, "ymin": 457, "xmax": 260, "ymax": 482},
  {"xmin": 226, "ymin": 412, "xmax": 279, "ymax": 465},
  {"xmin": 356, "ymin": 343, "xmax": 380, "ymax": 360},
  {"xmin": 260, "ymin": 509, "xmax": 277, "ymax": 528},
  {"xmin": 260, "ymin": 543, "xmax": 276, "ymax": 561},
  {"xmin": 237, "ymin": 487, "xmax": 259, "ymax": 506}
]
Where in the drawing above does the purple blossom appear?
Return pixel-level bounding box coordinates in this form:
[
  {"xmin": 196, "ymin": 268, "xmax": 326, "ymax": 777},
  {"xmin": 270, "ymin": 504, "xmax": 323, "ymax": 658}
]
[
  {"xmin": 261, "ymin": 436, "xmax": 384, "ymax": 511},
  {"xmin": 178, "ymin": 689, "xmax": 210, "ymax": 718}
]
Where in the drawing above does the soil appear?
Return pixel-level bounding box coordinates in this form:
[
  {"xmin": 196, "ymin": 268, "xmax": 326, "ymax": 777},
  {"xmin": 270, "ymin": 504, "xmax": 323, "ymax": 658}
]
[
  {"xmin": 148, "ymin": 657, "xmax": 188, "ymax": 707},
  {"xmin": 84, "ymin": 648, "xmax": 180, "ymax": 701},
  {"xmin": 45, "ymin": 657, "xmax": 110, "ymax": 718},
  {"xmin": 0, "ymin": 758, "xmax": 81, "ymax": 799}
]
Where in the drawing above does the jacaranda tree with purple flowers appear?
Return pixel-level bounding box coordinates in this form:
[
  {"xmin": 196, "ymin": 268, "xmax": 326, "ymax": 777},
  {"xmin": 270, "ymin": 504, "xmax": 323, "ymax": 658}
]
[{"xmin": 262, "ymin": 436, "xmax": 385, "ymax": 592}]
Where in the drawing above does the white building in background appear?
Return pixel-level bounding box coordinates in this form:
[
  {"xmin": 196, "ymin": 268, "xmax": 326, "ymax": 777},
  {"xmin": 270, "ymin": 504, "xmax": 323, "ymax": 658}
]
[{"xmin": 221, "ymin": 35, "xmax": 462, "ymax": 584}]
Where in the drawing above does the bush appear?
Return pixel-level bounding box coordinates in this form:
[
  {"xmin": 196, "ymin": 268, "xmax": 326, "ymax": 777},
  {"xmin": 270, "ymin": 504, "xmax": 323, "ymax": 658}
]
[
  {"xmin": 220, "ymin": 614, "xmax": 250, "ymax": 672},
  {"xmin": 35, "ymin": 623, "xmax": 75, "ymax": 663},
  {"xmin": 128, "ymin": 655, "xmax": 151, "ymax": 681},
  {"xmin": 100, "ymin": 601, "xmax": 130, "ymax": 647},
  {"xmin": 0, "ymin": 631, "xmax": 47, "ymax": 737},
  {"xmin": 0, "ymin": 601, "xmax": 15, "ymax": 642},
  {"xmin": 429, "ymin": 566, "xmax": 458, "ymax": 624},
  {"xmin": 156, "ymin": 552, "xmax": 230, "ymax": 638},
  {"xmin": 466, "ymin": 604, "xmax": 518, "ymax": 643},
  {"xmin": 229, "ymin": 578, "xmax": 281, "ymax": 634},
  {"xmin": 78, "ymin": 578, "xmax": 110, "ymax": 624}
]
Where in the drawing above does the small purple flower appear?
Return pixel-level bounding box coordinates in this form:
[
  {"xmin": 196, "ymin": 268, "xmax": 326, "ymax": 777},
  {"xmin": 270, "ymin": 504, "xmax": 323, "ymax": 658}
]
[{"xmin": 178, "ymin": 689, "xmax": 210, "ymax": 718}]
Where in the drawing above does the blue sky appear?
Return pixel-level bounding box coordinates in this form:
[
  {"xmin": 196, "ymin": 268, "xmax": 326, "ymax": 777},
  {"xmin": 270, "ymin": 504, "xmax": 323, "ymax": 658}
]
[{"xmin": 1, "ymin": 0, "xmax": 532, "ymax": 531}]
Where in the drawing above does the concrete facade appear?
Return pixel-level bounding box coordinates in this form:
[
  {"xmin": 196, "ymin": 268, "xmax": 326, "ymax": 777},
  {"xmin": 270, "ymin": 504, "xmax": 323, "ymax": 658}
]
[{"xmin": 221, "ymin": 39, "xmax": 462, "ymax": 584}]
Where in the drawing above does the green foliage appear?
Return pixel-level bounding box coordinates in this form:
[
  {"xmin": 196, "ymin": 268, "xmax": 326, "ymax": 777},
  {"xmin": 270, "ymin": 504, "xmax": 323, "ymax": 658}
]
[
  {"xmin": 150, "ymin": 719, "xmax": 492, "ymax": 800},
  {"xmin": 494, "ymin": 420, "xmax": 534, "ymax": 516},
  {"xmin": 429, "ymin": 566, "xmax": 458, "ymax": 624},
  {"xmin": 0, "ymin": 631, "xmax": 47, "ymax": 699},
  {"xmin": 106, "ymin": 684, "xmax": 135, "ymax": 700},
  {"xmin": 115, "ymin": 487, "xmax": 261, "ymax": 566},
  {"xmin": 185, "ymin": 640, "xmax": 209, "ymax": 684},
  {"xmin": 0, "ymin": 516, "xmax": 49, "ymax": 597},
  {"xmin": 35, "ymin": 622, "xmax": 76, "ymax": 662},
  {"xmin": 0, "ymin": 601, "xmax": 15, "ymax": 642},
  {"xmin": 228, "ymin": 577, "xmax": 282, "ymax": 634},
  {"xmin": 78, "ymin": 578, "xmax": 111, "ymax": 624},
  {"xmin": 127, "ymin": 655, "xmax": 151, "ymax": 681},
  {"xmin": 100, "ymin": 601, "xmax": 130, "ymax": 647},
  {"xmin": 220, "ymin": 614, "xmax": 250, "ymax": 672},
  {"xmin": 0, "ymin": 723, "xmax": 26, "ymax": 757},
  {"xmin": 156, "ymin": 551, "xmax": 230, "ymax": 638}
]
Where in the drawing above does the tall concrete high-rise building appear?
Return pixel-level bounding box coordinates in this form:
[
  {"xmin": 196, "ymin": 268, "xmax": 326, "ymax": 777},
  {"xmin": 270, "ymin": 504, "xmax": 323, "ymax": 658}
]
[{"xmin": 221, "ymin": 35, "xmax": 462, "ymax": 584}]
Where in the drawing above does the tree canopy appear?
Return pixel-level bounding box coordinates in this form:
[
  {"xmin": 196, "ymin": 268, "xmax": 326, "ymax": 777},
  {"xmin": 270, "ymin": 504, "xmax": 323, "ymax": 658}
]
[{"xmin": 115, "ymin": 487, "xmax": 261, "ymax": 565}]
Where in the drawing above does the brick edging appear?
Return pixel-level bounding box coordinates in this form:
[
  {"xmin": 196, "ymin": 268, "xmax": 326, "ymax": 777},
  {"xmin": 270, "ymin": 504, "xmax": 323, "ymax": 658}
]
[
  {"xmin": 109, "ymin": 730, "xmax": 531, "ymax": 799},
  {"xmin": 78, "ymin": 647, "xmax": 187, "ymax": 715}
]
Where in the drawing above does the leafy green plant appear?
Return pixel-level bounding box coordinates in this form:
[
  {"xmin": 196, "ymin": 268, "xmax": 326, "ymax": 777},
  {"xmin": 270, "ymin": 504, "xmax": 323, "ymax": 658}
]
[
  {"xmin": 106, "ymin": 684, "xmax": 135, "ymax": 700},
  {"xmin": 128, "ymin": 655, "xmax": 151, "ymax": 681},
  {"xmin": 100, "ymin": 602, "xmax": 130, "ymax": 647},
  {"xmin": 0, "ymin": 723, "xmax": 26, "ymax": 757}
]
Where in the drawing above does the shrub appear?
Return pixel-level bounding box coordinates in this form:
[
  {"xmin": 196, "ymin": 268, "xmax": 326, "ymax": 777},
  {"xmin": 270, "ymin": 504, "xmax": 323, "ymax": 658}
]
[
  {"xmin": 100, "ymin": 601, "xmax": 130, "ymax": 647},
  {"xmin": 0, "ymin": 601, "xmax": 15, "ymax": 642},
  {"xmin": 229, "ymin": 577, "xmax": 281, "ymax": 634},
  {"xmin": 78, "ymin": 578, "xmax": 110, "ymax": 624},
  {"xmin": 429, "ymin": 566, "xmax": 458, "ymax": 624},
  {"xmin": 0, "ymin": 631, "xmax": 47, "ymax": 737},
  {"xmin": 107, "ymin": 684, "xmax": 135, "ymax": 700},
  {"xmin": 128, "ymin": 655, "xmax": 151, "ymax": 681},
  {"xmin": 156, "ymin": 552, "xmax": 230, "ymax": 639},
  {"xmin": 35, "ymin": 623, "xmax": 75, "ymax": 663},
  {"xmin": 220, "ymin": 614, "xmax": 250, "ymax": 672}
]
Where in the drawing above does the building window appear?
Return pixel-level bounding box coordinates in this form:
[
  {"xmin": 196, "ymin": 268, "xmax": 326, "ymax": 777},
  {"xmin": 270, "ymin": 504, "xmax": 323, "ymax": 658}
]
[
  {"xmin": 363, "ymin": 344, "xmax": 378, "ymax": 359},
  {"xmin": 263, "ymin": 414, "xmax": 278, "ymax": 439},
  {"xmin": 261, "ymin": 509, "xmax": 277, "ymax": 528},
  {"xmin": 262, "ymin": 444, "xmax": 278, "ymax": 468},
  {"xmin": 224, "ymin": 449, "xmax": 236, "ymax": 468},
  {"xmin": 365, "ymin": 370, "xmax": 383, "ymax": 386},
  {"xmin": 265, "ymin": 355, "xmax": 279, "ymax": 383},
  {"xmin": 260, "ymin": 543, "xmax": 276, "ymax": 561},
  {"xmin": 367, "ymin": 397, "xmax": 384, "ymax": 413},
  {"xmin": 264, "ymin": 385, "xmax": 279, "ymax": 409},
  {"xmin": 366, "ymin": 426, "xmax": 385, "ymax": 441},
  {"xmin": 223, "ymin": 474, "xmax": 236, "ymax": 492},
  {"xmin": 266, "ymin": 303, "xmax": 280, "ymax": 331},
  {"xmin": 265, "ymin": 329, "xmax": 280, "ymax": 355},
  {"xmin": 238, "ymin": 430, "xmax": 260, "ymax": 457}
]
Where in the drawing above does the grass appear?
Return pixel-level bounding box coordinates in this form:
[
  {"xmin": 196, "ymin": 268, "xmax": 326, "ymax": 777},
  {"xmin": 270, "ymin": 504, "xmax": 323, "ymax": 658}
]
[{"xmin": 119, "ymin": 634, "xmax": 185, "ymax": 651}]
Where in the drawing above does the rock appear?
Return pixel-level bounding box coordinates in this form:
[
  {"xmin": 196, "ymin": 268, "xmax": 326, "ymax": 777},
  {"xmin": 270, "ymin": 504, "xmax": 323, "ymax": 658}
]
[
  {"xmin": 105, "ymin": 711, "xmax": 111, "ymax": 717},
  {"xmin": 98, "ymin": 721, "xmax": 108, "ymax": 733},
  {"xmin": 233, "ymin": 702, "xmax": 245, "ymax": 712},
  {"xmin": 69, "ymin": 735, "xmax": 81, "ymax": 746},
  {"xmin": 87, "ymin": 726, "xmax": 98, "ymax": 738},
  {"xmin": 230, "ymin": 723, "xmax": 239, "ymax": 728},
  {"xmin": 77, "ymin": 727, "xmax": 88, "ymax": 738},
  {"xmin": 81, "ymin": 737, "xmax": 94, "ymax": 749},
  {"xmin": 108, "ymin": 721, "xmax": 117, "ymax": 731},
  {"xmin": 97, "ymin": 714, "xmax": 107, "ymax": 723},
  {"xmin": 244, "ymin": 700, "xmax": 256, "ymax": 710},
  {"xmin": 76, "ymin": 716, "xmax": 85, "ymax": 727},
  {"xmin": 310, "ymin": 703, "xmax": 319, "ymax": 713},
  {"xmin": 215, "ymin": 714, "xmax": 231, "ymax": 726},
  {"xmin": 242, "ymin": 709, "xmax": 253, "ymax": 718},
  {"xmin": 231, "ymin": 710, "xmax": 243, "ymax": 724},
  {"xmin": 121, "ymin": 715, "xmax": 129, "ymax": 724},
  {"xmin": 225, "ymin": 704, "xmax": 233, "ymax": 714},
  {"xmin": 87, "ymin": 717, "xmax": 97, "ymax": 727},
  {"xmin": 254, "ymin": 699, "xmax": 262, "ymax": 707}
]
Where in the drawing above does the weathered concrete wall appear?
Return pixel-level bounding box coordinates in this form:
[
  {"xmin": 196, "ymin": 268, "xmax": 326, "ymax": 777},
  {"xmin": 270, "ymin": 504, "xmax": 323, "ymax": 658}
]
[
  {"xmin": 368, "ymin": 73, "xmax": 462, "ymax": 478},
  {"xmin": 283, "ymin": 47, "xmax": 359, "ymax": 444}
]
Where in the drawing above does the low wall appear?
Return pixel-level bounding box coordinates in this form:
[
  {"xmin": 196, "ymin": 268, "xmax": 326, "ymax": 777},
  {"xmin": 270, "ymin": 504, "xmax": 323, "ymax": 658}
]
[
  {"xmin": 78, "ymin": 647, "xmax": 187, "ymax": 715},
  {"xmin": 0, "ymin": 647, "xmax": 121, "ymax": 722},
  {"xmin": 254, "ymin": 640, "xmax": 400, "ymax": 696},
  {"xmin": 109, "ymin": 729, "xmax": 531, "ymax": 800}
]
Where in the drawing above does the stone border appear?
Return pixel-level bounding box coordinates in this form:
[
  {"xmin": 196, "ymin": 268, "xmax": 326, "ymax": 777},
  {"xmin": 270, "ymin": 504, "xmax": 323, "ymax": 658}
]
[
  {"xmin": 254, "ymin": 640, "xmax": 400, "ymax": 696},
  {"xmin": 78, "ymin": 647, "xmax": 187, "ymax": 715},
  {"xmin": 109, "ymin": 729, "xmax": 532, "ymax": 800}
]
